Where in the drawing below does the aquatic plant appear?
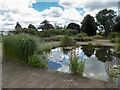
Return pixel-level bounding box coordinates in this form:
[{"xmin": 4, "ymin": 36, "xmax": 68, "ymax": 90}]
[
  {"xmin": 28, "ymin": 54, "xmax": 48, "ymax": 69},
  {"xmin": 97, "ymin": 74, "xmax": 102, "ymax": 80},
  {"xmin": 69, "ymin": 46, "xmax": 85, "ymax": 75},
  {"xmin": 69, "ymin": 56, "xmax": 85, "ymax": 75},
  {"xmin": 3, "ymin": 33, "xmax": 40, "ymax": 63},
  {"xmin": 60, "ymin": 35, "xmax": 73, "ymax": 47},
  {"xmin": 105, "ymin": 57, "xmax": 119, "ymax": 83}
]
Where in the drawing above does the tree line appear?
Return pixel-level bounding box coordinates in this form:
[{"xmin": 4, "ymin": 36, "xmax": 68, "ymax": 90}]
[{"xmin": 15, "ymin": 9, "xmax": 120, "ymax": 36}]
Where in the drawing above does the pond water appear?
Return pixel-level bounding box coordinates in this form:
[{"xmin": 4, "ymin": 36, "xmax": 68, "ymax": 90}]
[{"xmin": 46, "ymin": 46, "xmax": 120, "ymax": 84}]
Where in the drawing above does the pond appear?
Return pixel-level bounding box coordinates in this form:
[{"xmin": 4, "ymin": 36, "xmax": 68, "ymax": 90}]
[{"xmin": 46, "ymin": 46, "xmax": 120, "ymax": 84}]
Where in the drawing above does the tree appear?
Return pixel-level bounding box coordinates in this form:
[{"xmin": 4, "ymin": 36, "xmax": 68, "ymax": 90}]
[
  {"xmin": 96, "ymin": 9, "xmax": 116, "ymax": 36},
  {"xmin": 113, "ymin": 15, "xmax": 120, "ymax": 33},
  {"xmin": 38, "ymin": 20, "xmax": 54, "ymax": 30},
  {"xmin": 66, "ymin": 23, "xmax": 80, "ymax": 33},
  {"xmin": 15, "ymin": 22, "xmax": 22, "ymax": 29},
  {"xmin": 28, "ymin": 24, "xmax": 37, "ymax": 31},
  {"xmin": 81, "ymin": 14, "xmax": 97, "ymax": 36}
]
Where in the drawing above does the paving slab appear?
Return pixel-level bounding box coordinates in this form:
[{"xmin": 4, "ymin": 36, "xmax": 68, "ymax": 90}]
[{"xmin": 2, "ymin": 59, "xmax": 119, "ymax": 88}]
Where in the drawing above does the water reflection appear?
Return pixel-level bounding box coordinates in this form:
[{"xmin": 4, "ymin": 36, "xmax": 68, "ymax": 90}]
[
  {"xmin": 46, "ymin": 46, "xmax": 120, "ymax": 84},
  {"xmin": 81, "ymin": 46, "xmax": 95, "ymax": 57}
]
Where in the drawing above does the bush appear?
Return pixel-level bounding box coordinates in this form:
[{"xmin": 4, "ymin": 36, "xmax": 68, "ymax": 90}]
[
  {"xmin": 94, "ymin": 35, "xmax": 104, "ymax": 38},
  {"xmin": 28, "ymin": 54, "xmax": 48, "ymax": 69},
  {"xmin": 114, "ymin": 37, "xmax": 120, "ymax": 51},
  {"xmin": 87, "ymin": 42, "xmax": 93, "ymax": 46},
  {"xmin": 77, "ymin": 33, "xmax": 87, "ymax": 37},
  {"xmin": 45, "ymin": 46, "xmax": 52, "ymax": 51},
  {"xmin": 74, "ymin": 37, "xmax": 93, "ymax": 42},
  {"xmin": 69, "ymin": 56, "xmax": 85, "ymax": 75},
  {"xmin": 3, "ymin": 33, "xmax": 39, "ymax": 63},
  {"xmin": 94, "ymin": 43, "xmax": 104, "ymax": 47},
  {"xmin": 14, "ymin": 28, "xmax": 37, "ymax": 35},
  {"xmin": 60, "ymin": 35, "xmax": 73, "ymax": 47},
  {"xmin": 38, "ymin": 29, "xmax": 78, "ymax": 38},
  {"xmin": 108, "ymin": 32, "xmax": 120, "ymax": 39}
]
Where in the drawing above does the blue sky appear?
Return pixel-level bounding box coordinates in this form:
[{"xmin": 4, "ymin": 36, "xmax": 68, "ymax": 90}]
[
  {"xmin": 32, "ymin": 2, "xmax": 85, "ymax": 16},
  {"xmin": 32, "ymin": 2, "xmax": 64, "ymax": 11}
]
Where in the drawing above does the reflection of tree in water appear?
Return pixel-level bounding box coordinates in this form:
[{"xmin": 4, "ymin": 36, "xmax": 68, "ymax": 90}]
[
  {"xmin": 95, "ymin": 47, "xmax": 113, "ymax": 62},
  {"xmin": 81, "ymin": 46, "xmax": 95, "ymax": 57},
  {"xmin": 62, "ymin": 48, "xmax": 71, "ymax": 55}
]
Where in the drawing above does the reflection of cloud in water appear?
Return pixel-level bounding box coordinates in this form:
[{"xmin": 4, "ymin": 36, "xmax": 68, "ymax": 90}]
[
  {"xmin": 47, "ymin": 47, "xmax": 112, "ymax": 82},
  {"xmin": 84, "ymin": 56, "xmax": 108, "ymax": 81}
]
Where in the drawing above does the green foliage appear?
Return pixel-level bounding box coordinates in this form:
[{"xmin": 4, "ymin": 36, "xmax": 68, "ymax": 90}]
[
  {"xmin": 38, "ymin": 20, "xmax": 54, "ymax": 30},
  {"xmin": 14, "ymin": 28, "xmax": 37, "ymax": 35},
  {"xmin": 108, "ymin": 32, "xmax": 120, "ymax": 39},
  {"xmin": 94, "ymin": 43, "xmax": 104, "ymax": 47},
  {"xmin": 28, "ymin": 54, "xmax": 48, "ymax": 69},
  {"xmin": 74, "ymin": 37, "xmax": 93, "ymax": 42},
  {"xmin": 38, "ymin": 29, "xmax": 77, "ymax": 37},
  {"xmin": 94, "ymin": 35, "xmax": 104, "ymax": 38},
  {"xmin": 77, "ymin": 33, "xmax": 87, "ymax": 37},
  {"xmin": 87, "ymin": 42, "xmax": 93, "ymax": 46},
  {"xmin": 69, "ymin": 56, "xmax": 85, "ymax": 75},
  {"xmin": 113, "ymin": 15, "xmax": 120, "ymax": 33},
  {"xmin": 3, "ymin": 33, "xmax": 39, "ymax": 63},
  {"xmin": 45, "ymin": 46, "xmax": 52, "ymax": 51},
  {"xmin": 15, "ymin": 22, "xmax": 22, "ymax": 29},
  {"xmin": 81, "ymin": 14, "xmax": 97, "ymax": 36},
  {"xmin": 96, "ymin": 9, "xmax": 116, "ymax": 36},
  {"xmin": 114, "ymin": 37, "xmax": 120, "ymax": 51},
  {"xmin": 60, "ymin": 35, "xmax": 73, "ymax": 47},
  {"xmin": 28, "ymin": 24, "xmax": 37, "ymax": 31},
  {"xmin": 50, "ymin": 35, "xmax": 64, "ymax": 41}
]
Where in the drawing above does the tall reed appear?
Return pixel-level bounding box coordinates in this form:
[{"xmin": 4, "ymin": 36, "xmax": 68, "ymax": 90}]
[{"xmin": 3, "ymin": 33, "xmax": 40, "ymax": 63}]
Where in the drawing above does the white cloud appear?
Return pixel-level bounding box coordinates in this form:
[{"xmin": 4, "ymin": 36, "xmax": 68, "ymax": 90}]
[
  {"xmin": 1, "ymin": 0, "xmax": 119, "ymax": 31},
  {"xmin": 1, "ymin": 0, "xmax": 44, "ymax": 31}
]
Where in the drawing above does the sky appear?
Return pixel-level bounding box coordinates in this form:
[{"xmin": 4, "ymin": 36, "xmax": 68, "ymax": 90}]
[{"xmin": 0, "ymin": 0, "xmax": 119, "ymax": 31}]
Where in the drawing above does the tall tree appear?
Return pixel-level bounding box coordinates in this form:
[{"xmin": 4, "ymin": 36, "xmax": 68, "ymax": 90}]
[
  {"xmin": 15, "ymin": 22, "xmax": 22, "ymax": 29},
  {"xmin": 81, "ymin": 14, "xmax": 97, "ymax": 36},
  {"xmin": 28, "ymin": 24, "xmax": 37, "ymax": 31},
  {"xmin": 113, "ymin": 15, "xmax": 120, "ymax": 33},
  {"xmin": 66, "ymin": 23, "xmax": 80, "ymax": 33},
  {"xmin": 96, "ymin": 9, "xmax": 116, "ymax": 36},
  {"xmin": 38, "ymin": 20, "xmax": 54, "ymax": 30}
]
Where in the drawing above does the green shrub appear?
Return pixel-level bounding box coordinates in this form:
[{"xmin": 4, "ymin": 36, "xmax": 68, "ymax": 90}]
[
  {"xmin": 69, "ymin": 56, "xmax": 85, "ymax": 75},
  {"xmin": 74, "ymin": 37, "xmax": 93, "ymax": 42},
  {"xmin": 3, "ymin": 33, "xmax": 39, "ymax": 63},
  {"xmin": 45, "ymin": 46, "xmax": 52, "ymax": 51},
  {"xmin": 77, "ymin": 33, "xmax": 87, "ymax": 37},
  {"xmin": 94, "ymin": 43, "xmax": 104, "ymax": 47},
  {"xmin": 60, "ymin": 35, "xmax": 73, "ymax": 47},
  {"xmin": 108, "ymin": 32, "xmax": 120, "ymax": 39},
  {"xmin": 88, "ymin": 42, "xmax": 93, "ymax": 46},
  {"xmin": 110, "ymin": 38, "xmax": 116, "ymax": 43},
  {"xmin": 94, "ymin": 35, "xmax": 104, "ymax": 38},
  {"xmin": 28, "ymin": 54, "xmax": 48, "ymax": 69},
  {"xmin": 114, "ymin": 37, "xmax": 120, "ymax": 51}
]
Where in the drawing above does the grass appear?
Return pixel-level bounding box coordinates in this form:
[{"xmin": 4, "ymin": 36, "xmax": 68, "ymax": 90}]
[
  {"xmin": 28, "ymin": 54, "xmax": 48, "ymax": 68},
  {"xmin": 60, "ymin": 35, "xmax": 73, "ymax": 47},
  {"xmin": 3, "ymin": 33, "xmax": 40, "ymax": 63},
  {"xmin": 0, "ymin": 43, "xmax": 2, "ymax": 50}
]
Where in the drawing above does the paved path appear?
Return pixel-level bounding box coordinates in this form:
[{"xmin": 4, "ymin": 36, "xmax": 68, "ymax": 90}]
[
  {"xmin": 43, "ymin": 39, "xmax": 116, "ymax": 47},
  {"xmin": 78, "ymin": 39, "xmax": 116, "ymax": 47},
  {"xmin": 2, "ymin": 59, "xmax": 118, "ymax": 88}
]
